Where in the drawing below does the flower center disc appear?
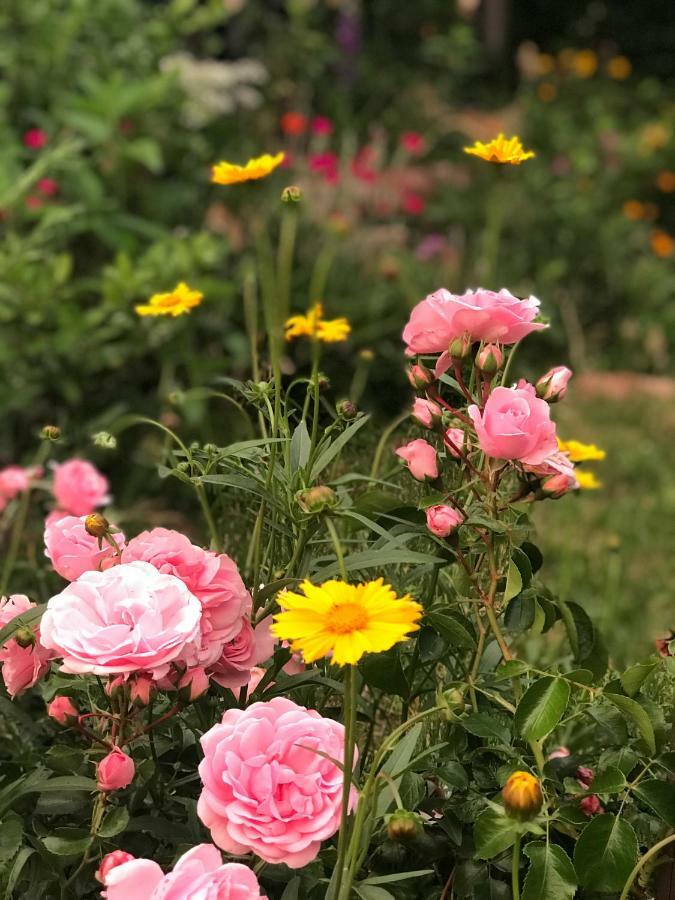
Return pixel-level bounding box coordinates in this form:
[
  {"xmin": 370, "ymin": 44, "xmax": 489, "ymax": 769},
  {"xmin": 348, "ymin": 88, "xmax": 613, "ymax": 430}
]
[{"xmin": 329, "ymin": 602, "xmax": 369, "ymax": 634}]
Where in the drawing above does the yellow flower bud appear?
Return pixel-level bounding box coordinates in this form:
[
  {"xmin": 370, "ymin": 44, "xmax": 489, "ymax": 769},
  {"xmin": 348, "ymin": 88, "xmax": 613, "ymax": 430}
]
[
  {"xmin": 84, "ymin": 513, "xmax": 110, "ymax": 538},
  {"xmin": 502, "ymin": 771, "xmax": 543, "ymax": 820}
]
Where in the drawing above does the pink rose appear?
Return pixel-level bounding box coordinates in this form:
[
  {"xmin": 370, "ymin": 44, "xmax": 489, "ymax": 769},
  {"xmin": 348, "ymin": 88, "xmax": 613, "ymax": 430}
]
[
  {"xmin": 40, "ymin": 561, "xmax": 202, "ymax": 676},
  {"xmin": 44, "ymin": 515, "xmax": 124, "ymax": 582},
  {"xmin": 47, "ymin": 696, "xmax": 78, "ymax": 725},
  {"xmin": 0, "ymin": 594, "xmax": 52, "ymax": 696},
  {"xmin": 411, "ymin": 398, "xmax": 441, "ymax": 428},
  {"xmin": 535, "ymin": 365, "xmax": 572, "ymax": 402},
  {"xmin": 443, "ymin": 427, "xmax": 465, "ymax": 458},
  {"xmin": 395, "ymin": 439, "xmax": 438, "ymax": 481},
  {"xmin": 425, "ymin": 505, "xmax": 464, "ymax": 538},
  {"xmin": 198, "ymin": 697, "xmax": 357, "ymax": 868},
  {"xmin": 208, "ymin": 617, "xmax": 275, "ymax": 689},
  {"xmin": 97, "ymin": 747, "xmax": 135, "ymax": 792},
  {"xmin": 96, "ymin": 850, "xmax": 135, "ymax": 884},
  {"xmin": 402, "ymin": 287, "xmax": 545, "ymax": 355},
  {"xmin": 52, "ymin": 459, "xmax": 110, "ymax": 516},
  {"xmin": 0, "ymin": 466, "xmax": 33, "ymax": 499},
  {"xmin": 407, "ymin": 363, "xmax": 434, "ymax": 390},
  {"xmin": 576, "ymin": 766, "xmax": 594, "ymax": 789},
  {"xmin": 102, "ymin": 844, "xmax": 266, "ymax": 900},
  {"xmin": 468, "ymin": 384, "xmax": 557, "ymax": 465}
]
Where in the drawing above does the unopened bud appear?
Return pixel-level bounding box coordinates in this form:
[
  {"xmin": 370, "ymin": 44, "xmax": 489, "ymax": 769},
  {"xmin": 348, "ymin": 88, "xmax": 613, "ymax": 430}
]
[
  {"xmin": 502, "ymin": 771, "xmax": 543, "ymax": 820},
  {"xmin": 47, "ymin": 696, "xmax": 78, "ymax": 726},
  {"xmin": 475, "ymin": 343, "xmax": 503, "ymax": 375},
  {"xmin": 178, "ymin": 666, "xmax": 210, "ymax": 702},
  {"xmin": 281, "ymin": 185, "xmax": 302, "ymax": 203},
  {"xmin": 84, "ymin": 513, "xmax": 110, "ymax": 538},
  {"xmin": 336, "ymin": 399, "xmax": 358, "ymax": 420},
  {"xmin": 407, "ymin": 363, "xmax": 434, "ymax": 390},
  {"xmin": 41, "ymin": 425, "xmax": 61, "ymax": 441},
  {"xmin": 378, "ymin": 255, "xmax": 400, "ymax": 280},
  {"xmin": 317, "ymin": 373, "xmax": 330, "ymax": 393},
  {"xmin": 448, "ymin": 332, "xmax": 472, "ymax": 360},
  {"xmin": 535, "ymin": 366, "xmax": 572, "ymax": 403},
  {"xmin": 129, "ymin": 675, "xmax": 156, "ymax": 708},
  {"xmin": 386, "ymin": 810, "xmax": 424, "ymax": 842},
  {"xmin": 359, "ymin": 349, "xmax": 374, "ymax": 362},
  {"xmin": 92, "ymin": 431, "xmax": 117, "ymax": 449},
  {"xmin": 296, "ymin": 485, "xmax": 338, "ymax": 514},
  {"xmin": 437, "ymin": 687, "xmax": 465, "ymax": 719},
  {"xmin": 541, "ymin": 472, "xmax": 575, "ymax": 499},
  {"xmin": 14, "ymin": 627, "xmax": 35, "ymax": 649}
]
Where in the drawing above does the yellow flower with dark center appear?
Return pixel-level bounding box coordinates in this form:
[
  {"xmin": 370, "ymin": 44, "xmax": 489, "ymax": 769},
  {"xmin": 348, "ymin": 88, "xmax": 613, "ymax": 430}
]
[
  {"xmin": 135, "ymin": 282, "xmax": 203, "ymax": 317},
  {"xmin": 557, "ymin": 438, "xmax": 606, "ymax": 462},
  {"xmin": 575, "ymin": 470, "xmax": 602, "ymax": 490},
  {"xmin": 502, "ymin": 771, "xmax": 543, "ymax": 820},
  {"xmin": 284, "ymin": 303, "xmax": 351, "ymax": 343},
  {"xmin": 463, "ymin": 134, "xmax": 535, "ymax": 165},
  {"xmin": 211, "ymin": 152, "xmax": 285, "ymax": 185},
  {"xmin": 271, "ymin": 578, "xmax": 423, "ymax": 665}
]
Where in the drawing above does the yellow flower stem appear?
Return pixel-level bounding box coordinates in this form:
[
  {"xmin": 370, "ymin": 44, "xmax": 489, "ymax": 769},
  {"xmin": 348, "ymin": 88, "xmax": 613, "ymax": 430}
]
[
  {"xmin": 243, "ymin": 262, "xmax": 268, "ymax": 439},
  {"xmin": 308, "ymin": 340, "xmax": 322, "ymax": 459},
  {"xmin": 333, "ymin": 663, "xmax": 358, "ymax": 900},
  {"xmin": 308, "ymin": 237, "xmax": 338, "ymax": 308},
  {"xmin": 480, "ymin": 175, "xmax": 507, "ymax": 283},
  {"xmin": 277, "ymin": 206, "xmax": 298, "ymax": 325},
  {"xmin": 512, "ymin": 834, "xmax": 522, "ymax": 900}
]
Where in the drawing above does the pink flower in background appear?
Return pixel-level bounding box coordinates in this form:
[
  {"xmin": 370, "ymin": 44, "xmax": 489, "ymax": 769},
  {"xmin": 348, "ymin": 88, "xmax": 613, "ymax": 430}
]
[
  {"xmin": 576, "ymin": 766, "xmax": 594, "ymax": 789},
  {"xmin": 46, "ymin": 696, "xmax": 78, "ymax": 725},
  {"xmin": 0, "ymin": 594, "xmax": 52, "ymax": 696},
  {"xmin": 44, "ymin": 515, "xmax": 124, "ymax": 581},
  {"xmin": 535, "ymin": 365, "xmax": 573, "ymax": 402},
  {"xmin": 402, "ymin": 287, "xmax": 546, "ymax": 355},
  {"xmin": 400, "ymin": 131, "xmax": 426, "ymax": 155},
  {"xmin": 351, "ymin": 146, "xmax": 377, "ymax": 183},
  {"xmin": 395, "ymin": 439, "xmax": 438, "ymax": 481},
  {"xmin": 309, "ymin": 151, "xmax": 340, "ymax": 184},
  {"xmin": 25, "ymin": 195, "xmax": 43, "ymax": 210},
  {"xmin": 411, "ymin": 397, "xmax": 441, "ymax": 428},
  {"xmin": 207, "ymin": 617, "xmax": 275, "ymax": 689},
  {"xmin": 401, "ymin": 191, "xmax": 425, "ymax": 216},
  {"xmin": 97, "ymin": 747, "xmax": 135, "ymax": 792},
  {"xmin": 36, "ymin": 177, "xmax": 59, "ymax": 196},
  {"xmin": 101, "ymin": 844, "xmax": 267, "ymax": 900},
  {"xmin": 52, "ymin": 459, "xmax": 110, "ymax": 516},
  {"xmin": 425, "ymin": 505, "xmax": 464, "ymax": 538},
  {"xmin": 444, "ymin": 427, "xmax": 465, "ymax": 458},
  {"xmin": 40, "ymin": 561, "xmax": 202, "ymax": 675},
  {"xmin": 0, "ymin": 465, "xmax": 41, "ymax": 511},
  {"xmin": 23, "ymin": 128, "xmax": 47, "ymax": 149},
  {"xmin": 178, "ymin": 666, "xmax": 210, "ymax": 701},
  {"xmin": 547, "ymin": 746, "xmax": 571, "ymax": 761},
  {"xmin": 198, "ymin": 697, "xmax": 357, "ymax": 868},
  {"xmin": 468, "ymin": 384, "xmax": 557, "ymax": 465},
  {"xmin": 415, "ymin": 234, "xmax": 446, "ymax": 261},
  {"xmin": 311, "ymin": 116, "xmax": 334, "ymax": 136}
]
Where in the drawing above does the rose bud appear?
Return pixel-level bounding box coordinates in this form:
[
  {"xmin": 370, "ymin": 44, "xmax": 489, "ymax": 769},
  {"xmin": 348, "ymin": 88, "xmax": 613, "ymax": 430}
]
[
  {"xmin": 475, "ymin": 343, "xmax": 503, "ymax": 375},
  {"xmin": 443, "ymin": 427, "xmax": 465, "ymax": 458},
  {"xmin": 425, "ymin": 505, "xmax": 464, "ymax": 538},
  {"xmin": 84, "ymin": 512, "xmax": 110, "ymax": 538},
  {"xmin": 411, "ymin": 397, "xmax": 441, "ymax": 429},
  {"xmin": 580, "ymin": 794, "xmax": 603, "ymax": 817},
  {"xmin": 407, "ymin": 363, "xmax": 434, "ymax": 390},
  {"xmin": 14, "ymin": 627, "xmax": 36, "ymax": 649},
  {"xmin": 178, "ymin": 666, "xmax": 210, "ymax": 702},
  {"xmin": 395, "ymin": 439, "xmax": 438, "ymax": 482},
  {"xmin": 502, "ymin": 771, "xmax": 543, "ymax": 820},
  {"xmin": 336, "ymin": 399, "xmax": 358, "ymax": 420},
  {"xmin": 296, "ymin": 485, "xmax": 338, "ymax": 514},
  {"xmin": 535, "ymin": 366, "xmax": 572, "ymax": 402},
  {"xmin": 97, "ymin": 748, "xmax": 135, "ymax": 792},
  {"xmin": 47, "ymin": 696, "xmax": 78, "ymax": 726},
  {"xmin": 448, "ymin": 332, "xmax": 472, "ymax": 361},
  {"xmin": 41, "ymin": 425, "xmax": 61, "ymax": 441},
  {"xmin": 386, "ymin": 810, "xmax": 424, "ymax": 842},
  {"xmin": 576, "ymin": 766, "xmax": 594, "ymax": 789},
  {"xmin": 95, "ymin": 850, "xmax": 135, "ymax": 884},
  {"xmin": 129, "ymin": 674, "xmax": 156, "ymax": 707},
  {"xmin": 105, "ymin": 675, "xmax": 125, "ymax": 699}
]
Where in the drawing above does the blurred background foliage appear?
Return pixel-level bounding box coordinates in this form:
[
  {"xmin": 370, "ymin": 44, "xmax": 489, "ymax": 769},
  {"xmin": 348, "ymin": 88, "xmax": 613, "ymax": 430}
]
[{"xmin": 0, "ymin": 0, "xmax": 673, "ymax": 656}]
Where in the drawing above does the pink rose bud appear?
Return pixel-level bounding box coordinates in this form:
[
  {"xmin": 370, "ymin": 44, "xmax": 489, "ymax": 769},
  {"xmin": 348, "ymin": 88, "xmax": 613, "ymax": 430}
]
[
  {"xmin": 443, "ymin": 427, "xmax": 465, "ymax": 458},
  {"xmin": 576, "ymin": 766, "xmax": 594, "ymax": 789},
  {"xmin": 475, "ymin": 343, "xmax": 503, "ymax": 375},
  {"xmin": 95, "ymin": 850, "xmax": 136, "ymax": 884},
  {"xmin": 535, "ymin": 366, "xmax": 572, "ymax": 402},
  {"xmin": 411, "ymin": 398, "xmax": 441, "ymax": 429},
  {"xmin": 178, "ymin": 666, "xmax": 210, "ymax": 702},
  {"xmin": 580, "ymin": 794, "xmax": 603, "ymax": 817},
  {"xmin": 97, "ymin": 747, "xmax": 135, "ymax": 792},
  {"xmin": 129, "ymin": 674, "xmax": 155, "ymax": 707},
  {"xmin": 448, "ymin": 332, "xmax": 472, "ymax": 360},
  {"xmin": 105, "ymin": 675, "xmax": 126, "ymax": 699},
  {"xmin": 547, "ymin": 746, "xmax": 571, "ymax": 761},
  {"xmin": 425, "ymin": 505, "xmax": 464, "ymax": 538},
  {"xmin": 541, "ymin": 472, "xmax": 576, "ymax": 499},
  {"xmin": 47, "ymin": 696, "xmax": 78, "ymax": 726},
  {"xmin": 395, "ymin": 439, "xmax": 438, "ymax": 482},
  {"xmin": 407, "ymin": 363, "xmax": 434, "ymax": 390}
]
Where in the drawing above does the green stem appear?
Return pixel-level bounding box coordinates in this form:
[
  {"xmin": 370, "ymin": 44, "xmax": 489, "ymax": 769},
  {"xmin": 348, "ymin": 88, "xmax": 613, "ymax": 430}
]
[
  {"xmin": 195, "ymin": 483, "xmax": 220, "ymax": 551},
  {"xmin": 326, "ymin": 517, "xmax": 348, "ymax": 581},
  {"xmin": 333, "ymin": 665, "xmax": 358, "ymax": 900},
  {"xmin": 512, "ymin": 834, "xmax": 521, "ymax": 900},
  {"xmin": 619, "ymin": 833, "xmax": 675, "ymax": 900},
  {"xmin": 370, "ymin": 411, "xmax": 408, "ymax": 479}
]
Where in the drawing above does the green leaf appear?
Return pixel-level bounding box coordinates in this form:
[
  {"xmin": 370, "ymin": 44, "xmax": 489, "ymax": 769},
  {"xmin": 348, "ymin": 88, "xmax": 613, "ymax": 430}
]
[
  {"xmin": 0, "ymin": 814, "xmax": 22, "ymax": 863},
  {"xmin": 426, "ymin": 611, "xmax": 476, "ymax": 649},
  {"xmin": 290, "ymin": 420, "xmax": 311, "ymax": 472},
  {"xmin": 522, "ymin": 841, "xmax": 577, "ymax": 900},
  {"xmin": 511, "ymin": 547, "xmax": 533, "ymax": 589},
  {"xmin": 5, "ymin": 847, "xmax": 34, "ymax": 899},
  {"xmin": 354, "ymin": 886, "xmax": 394, "ymax": 900},
  {"xmin": 504, "ymin": 593, "xmax": 535, "ymax": 631},
  {"xmin": 584, "ymin": 766, "xmax": 626, "ymax": 794},
  {"xmin": 573, "ymin": 815, "xmax": 638, "ymax": 892},
  {"xmin": 43, "ymin": 828, "xmax": 92, "ymax": 857},
  {"xmin": 97, "ymin": 806, "xmax": 129, "ymax": 838},
  {"xmin": 124, "ymin": 137, "xmax": 163, "ymax": 173},
  {"xmin": 515, "ymin": 677, "xmax": 570, "ymax": 741},
  {"xmin": 461, "ymin": 712, "xmax": 511, "ymax": 744},
  {"xmin": 633, "ymin": 779, "xmax": 675, "ymax": 826},
  {"xmin": 375, "ymin": 724, "xmax": 422, "ymax": 817},
  {"xmin": 504, "ymin": 560, "xmax": 523, "ymax": 604},
  {"xmin": 0, "ymin": 605, "xmax": 45, "ymax": 649},
  {"xmin": 474, "ymin": 809, "xmax": 517, "ymax": 860},
  {"xmin": 465, "ymin": 515, "xmax": 508, "ymax": 534},
  {"xmin": 605, "ymin": 693, "xmax": 656, "ymax": 754},
  {"xmin": 495, "ymin": 659, "xmax": 530, "ymax": 680},
  {"xmin": 359, "ymin": 648, "xmax": 408, "ymax": 698},
  {"xmin": 360, "ymin": 870, "xmax": 434, "ymax": 885},
  {"xmin": 314, "ymin": 546, "xmax": 444, "ymax": 579},
  {"xmin": 620, "ymin": 662, "xmax": 657, "ymax": 697},
  {"xmin": 310, "ymin": 414, "xmax": 370, "ymax": 479}
]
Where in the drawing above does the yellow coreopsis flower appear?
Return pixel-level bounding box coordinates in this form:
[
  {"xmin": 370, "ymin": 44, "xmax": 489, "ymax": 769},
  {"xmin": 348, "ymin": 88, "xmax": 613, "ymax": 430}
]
[
  {"xmin": 135, "ymin": 282, "xmax": 203, "ymax": 317},
  {"xmin": 576, "ymin": 470, "xmax": 602, "ymax": 490},
  {"xmin": 557, "ymin": 438, "xmax": 606, "ymax": 463},
  {"xmin": 211, "ymin": 152, "xmax": 285, "ymax": 185},
  {"xmin": 463, "ymin": 133, "xmax": 535, "ymax": 165},
  {"xmin": 271, "ymin": 578, "xmax": 423, "ymax": 665},
  {"xmin": 284, "ymin": 303, "xmax": 351, "ymax": 343}
]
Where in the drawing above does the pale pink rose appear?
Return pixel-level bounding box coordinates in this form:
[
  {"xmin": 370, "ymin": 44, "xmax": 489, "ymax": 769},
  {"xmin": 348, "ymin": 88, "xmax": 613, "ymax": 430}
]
[
  {"xmin": 425, "ymin": 505, "xmax": 464, "ymax": 538},
  {"xmin": 102, "ymin": 844, "xmax": 267, "ymax": 900},
  {"xmin": 208, "ymin": 618, "xmax": 275, "ymax": 689},
  {"xmin": 178, "ymin": 666, "xmax": 210, "ymax": 701},
  {"xmin": 0, "ymin": 594, "xmax": 52, "ymax": 696},
  {"xmin": 411, "ymin": 398, "xmax": 441, "ymax": 428},
  {"xmin": 468, "ymin": 384, "xmax": 557, "ymax": 465},
  {"xmin": 198, "ymin": 697, "xmax": 357, "ymax": 868},
  {"xmin": 44, "ymin": 515, "xmax": 124, "ymax": 582},
  {"xmin": 40, "ymin": 561, "xmax": 202, "ymax": 676},
  {"xmin": 47, "ymin": 696, "xmax": 78, "ymax": 725},
  {"xmin": 97, "ymin": 747, "xmax": 135, "ymax": 792},
  {"xmin": 96, "ymin": 850, "xmax": 135, "ymax": 884},
  {"xmin": 45, "ymin": 510, "xmax": 68, "ymax": 528},
  {"xmin": 535, "ymin": 365, "xmax": 572, "ymax": 402},
  {"xmin": 0, "ymin": 465, "xmax": 40, "ymax": 502},
  {"xmin": 402, "ymin": 287, "xmax": 546, "ymax": 355},
  {"xmin": 395, "ymin": 439, "xmax": 438, "ymax": 481},
  {"xmin": 52, "ymin": 459, "xmax": 110, "ymax": 516},
  {"xmin": 443, "ymin": 427, "xmax": 465, "ymax": 458}
]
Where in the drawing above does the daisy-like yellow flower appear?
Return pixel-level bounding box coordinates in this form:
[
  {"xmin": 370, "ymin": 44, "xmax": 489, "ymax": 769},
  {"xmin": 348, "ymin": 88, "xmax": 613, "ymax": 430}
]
[
  {"xmin": 557, "ymin": 438, "xmax": 606, "ymax": 463},
  {"xmin": 284, "ymin": 303, "xmax": 351, "ymax": 343},
  {"xmin": 271, "ymin": 578, "xmax": 423, "ymax": 666},
  {"xmin": 135, "ymin": 282, "xmax": 203, "ymax": 317},
  {"xmin": 575, "ymin": 470, "xmax": 602, "ymax": 490},
  {"xmin": 211, "ymin": 152, "xmax": 285, "ymax": 185},
  {"xmin": 463, "ymin": 133, "xmax": 535, "ymax": 165}
]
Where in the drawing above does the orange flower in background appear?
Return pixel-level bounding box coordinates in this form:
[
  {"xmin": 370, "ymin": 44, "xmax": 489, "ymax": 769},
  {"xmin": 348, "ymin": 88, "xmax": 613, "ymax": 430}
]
[
  {"xmin": 537, "ymin": 82, "xmax": 557, "ymax": 103},
  {"xmin": 606, "ymin": 56, "xmax": 631, "ymax": 80},
  {"xmin": 211, "ymin": 152, "xmax": 285, "ymax": 185},
  {"xmin": 135, "ymin": 282, "xmax": 203, "ymax": 317},
  {"xmin": 536, "ymin": 52, "xmax": 556, "ymax": 75},
  {"xmin": 650, "ymin": 229, "xmax": 675, "ymax": 259},
  {"xmin": 622, "ymin": 200, "xmax": 645, "ymax": 220},
  {"xmin": 463, "ymin": 133, "xmax": 535, "ymax": 165},
  {"xmin": 280, "ymin": 112, "xmax": 307, "ymax": 135},
  {"xmin": 656, "ymin": 171, "xmax": 675, "ymax": 193},
  {"xmin": 572, "ymin": 49, "xmax": 598, "ymax": 79}
]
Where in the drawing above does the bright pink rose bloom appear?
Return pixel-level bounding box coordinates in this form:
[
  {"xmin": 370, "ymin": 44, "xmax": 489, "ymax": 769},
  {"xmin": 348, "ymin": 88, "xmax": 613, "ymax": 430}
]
[
  {"xmin": 198, "ymin": 697, "xmax": 357, "ymax": 868},
  {"xmin": 395, "ymin": 439, "xmax": 438, "ymax": 481},
  {"xmin": 402, "ymin": 287, "xmax": 546, "ymax": 355},
  {"xmin": 208, "ymin": 618, "xmax": 275, "ymax": 690},
  {"xmin": 468, "ymin": 384, "xmax": 557, "ymax": 465},
  {"xmin": 102, "ymin": 844, "xmax": 267, "ymax": 900},
  {"xmin": 425, "ymin": 505, "xmax": 464, "ymax": 538},
  {"xmin": 23, "ymin": 128, "xmax": 47, "ymax": 149},
  {"xmin": 411, "ymin": 397, "xmax": 441, "ymax": 428},
  {"xmin": 535, "ymin": 365, "xmax": 573, "ymax": 402},
  {"xmin": 97, "ymin": 747, "xmax": 135, "ymax": 792},
  {"xmin": 178, "ymin": 666, "xmax": 210, "ymax": 701},
  {"xmin": 0, "ymin": 594, "xmax": 52, "ymax": 696},
  {"xmin": 96, "ymin": 850, "xmax": 135, "ymax": 884},
  {"xmin": 580, "ymin": 794, "xmax": 604, "ymax": 817},
  {"xmin": 44, "ymin": 515, "xmax": 124, "ymax": 582},
  {"xmin": 40, "ymin": 561, "xmax": 202, "ymax": 676},
  {"xmin": 400, "ymin": 131, "xmax": 426, "ymax": 155},
  {"xmin": 443, "ymin": 427, "xmax": 465, "ymax": 458},
  {"xmin": 52, "ymin": 459, "xmax": 110, "ymax": 516},
  {"xmin": 47, "ymin": 696, "xmax": 78, "ymax": 725},
  {"xmin": 311, "ymin": 116, "xmax": 333, "ymax": 136}
]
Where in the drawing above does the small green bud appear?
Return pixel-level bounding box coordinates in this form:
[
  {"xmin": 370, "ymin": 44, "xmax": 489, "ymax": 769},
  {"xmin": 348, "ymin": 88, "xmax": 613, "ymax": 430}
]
[
  {"xmin": 41, "ymin": 425, "xmax": 61, "ymax": 441},
  {"xmin": 386, "ymin": 810, "xmax": 424, "ymax": 842},
  {"xmin": 448, "ymin": 332, "xmax": 472, "ymax": 360},
  {"xmin": 14, "ymin": 627, "xmax": 36, "ymax": 649},
  {"xmin": 92, "ymin": 431, "xmax": 117, "ymax": 449},
  {"xmin": 281, "ymin": 185, "xmax": 302, "ymax": 203},
  {"xmin": 296, "ymin": 485, "xmax": 338, "ymax": 514},
  {"xmin": 336, "ymin": 399, "xmax": 358, "ymax": 420}
]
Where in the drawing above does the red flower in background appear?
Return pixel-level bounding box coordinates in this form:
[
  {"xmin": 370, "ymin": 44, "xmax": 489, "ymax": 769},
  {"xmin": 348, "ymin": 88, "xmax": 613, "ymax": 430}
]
[
  {"xmin": 23, "ymin": 128, "xmax": 47, "ymax": 150},
  {"xmin": 309, "ymin": 152, "xmax": 340, "ymax": 184},
  {"xmin": 37, "ymin": 178, "xmax": 59, "ymax": 197},
  {"xmin": 351, "ymin": 146, "xmax": 377, "ymax": 183},
  {"xmin": 311, "ymin": 116, "xmax": 334, "ymax": 136},
  {"xmin": 400, "ymin": 131, "xmax": 426, "ymax": 156},
  {"xmin": 25, "ymin": 196, "xmax": 44, "ymax": 210},
  {"xmin": 402, "ymin": 191, "xmax": 426, "ymax": 216},
  {"xmin": 281, "ymin": 112, "xmax": 308, "ymax": 136}
]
